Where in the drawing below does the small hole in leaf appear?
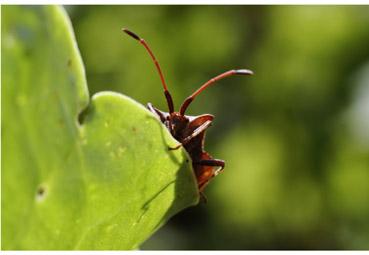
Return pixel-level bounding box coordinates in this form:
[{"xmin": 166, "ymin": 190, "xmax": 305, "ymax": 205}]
[{"xmin": 78, "ymin": 105, "xmax": 90, "ymax": 125}]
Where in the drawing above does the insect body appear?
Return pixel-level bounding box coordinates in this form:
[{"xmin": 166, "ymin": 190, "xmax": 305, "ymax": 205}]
[{"xmin": 123, "ymin": 29, "xmax": 253, "ymax": 195}]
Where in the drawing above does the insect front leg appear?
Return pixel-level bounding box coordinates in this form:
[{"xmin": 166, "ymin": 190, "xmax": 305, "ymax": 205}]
[{"xmin": 168, "ymin": 120, "xmax": 212, "ymax": 150}]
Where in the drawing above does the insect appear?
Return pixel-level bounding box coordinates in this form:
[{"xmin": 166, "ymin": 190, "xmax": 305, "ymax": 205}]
[{"xmin": 122, "ymin": 28, "xmax": 253, "ymax": 197}]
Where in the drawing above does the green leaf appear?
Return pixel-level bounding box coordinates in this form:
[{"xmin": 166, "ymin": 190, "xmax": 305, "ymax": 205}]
[{"xmin": 2, "ymin": 5, "xmax": 199, "ymax": 250}]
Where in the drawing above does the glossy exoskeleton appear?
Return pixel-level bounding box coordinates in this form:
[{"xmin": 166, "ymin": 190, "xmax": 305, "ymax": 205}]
[{"xmin": 122, "ymin": 29, "xmax": 253, "ymax": 194}]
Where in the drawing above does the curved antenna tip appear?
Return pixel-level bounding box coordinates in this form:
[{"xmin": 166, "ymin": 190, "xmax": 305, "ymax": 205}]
[
  {"xmin": 122, "ymin": 28, "xmax": 140, "ymax": 41},
  {"xmin": 236, "ymin": 69, "xmax": 254, "ymax": 75}
]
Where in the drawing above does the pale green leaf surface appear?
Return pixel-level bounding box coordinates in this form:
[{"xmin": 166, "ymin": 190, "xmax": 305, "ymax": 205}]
[{"xmin": 2, "ymin": 5, "xmax": 198, "ymax": 250}]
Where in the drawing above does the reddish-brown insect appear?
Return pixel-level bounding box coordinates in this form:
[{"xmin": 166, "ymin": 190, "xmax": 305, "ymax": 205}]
[{"xmin": 122, "ymin": 28, "xmax": 253, "ymax": 196}]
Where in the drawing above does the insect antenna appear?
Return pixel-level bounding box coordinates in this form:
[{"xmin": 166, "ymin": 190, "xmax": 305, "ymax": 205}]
[
  {"xmin": 179, "ymin": 69, "xmax": 253, "ymax": 115},
  {"xmin": 122, "ymin": 28, "xmax": 174, "ymax": 113}
]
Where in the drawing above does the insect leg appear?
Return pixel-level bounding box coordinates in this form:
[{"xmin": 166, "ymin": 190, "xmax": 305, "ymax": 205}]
[
  {"xmin": 195, "ymin": 159, "xmax": 225, "ymax": 192},
  {"xmin": 199, "ymin": 192, "xmax": 208, "ymax": 203},
  {"xmin": 168, "ymin": 120, "xmax": 212, "ymax": 150},
  {"xmin": 195, "ymin": 159, "xmax": 225, "ymax": 173}
]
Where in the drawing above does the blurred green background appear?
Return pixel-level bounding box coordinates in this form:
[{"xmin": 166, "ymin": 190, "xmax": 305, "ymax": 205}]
[{"xmin": 66, "ymin": 5, "xmax": 369, "ymax": 249}]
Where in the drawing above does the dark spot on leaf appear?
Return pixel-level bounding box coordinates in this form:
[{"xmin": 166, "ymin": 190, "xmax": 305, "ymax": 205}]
[
  {"xmin": 67, "ymin": 59, "xmax": 72, "ymax": 67},
  {"xmin": 37, "ymin": 187, "xmax": 44, "ymax": 195},
  {"xmin": 36, "ymin": 185, "xmax": 47, "ymax": 201},
  {"xmin": 58, "ymin": 117, "xmax": 65, "ymax": 126},
  {"xmin": 132, "ymin": 126, "xmax": 137, "ymax": 132}
]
